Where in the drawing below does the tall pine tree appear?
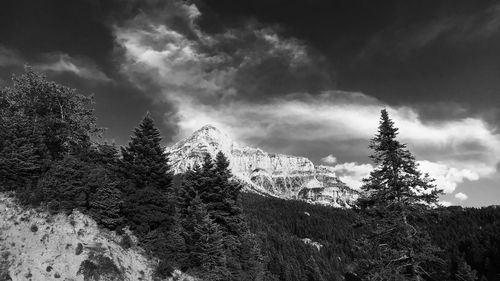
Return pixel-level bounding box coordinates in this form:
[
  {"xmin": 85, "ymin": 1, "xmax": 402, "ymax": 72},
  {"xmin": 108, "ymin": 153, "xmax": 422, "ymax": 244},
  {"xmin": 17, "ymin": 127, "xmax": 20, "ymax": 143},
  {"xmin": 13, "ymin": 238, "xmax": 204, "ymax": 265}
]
[
  {"xmin": 119, "ymin": 114, "xmax": 174, "ymax": 235},
  {"xmin": 356, "ymin": 109, "xmax": 444, "ymax": 281},
  {"xmin": 186, "ymin": 196, "xmax": 228, "ymax": 280},
  {"xmin": 120, "ymin": 113, "xmax": 172, "ymax": 191}
]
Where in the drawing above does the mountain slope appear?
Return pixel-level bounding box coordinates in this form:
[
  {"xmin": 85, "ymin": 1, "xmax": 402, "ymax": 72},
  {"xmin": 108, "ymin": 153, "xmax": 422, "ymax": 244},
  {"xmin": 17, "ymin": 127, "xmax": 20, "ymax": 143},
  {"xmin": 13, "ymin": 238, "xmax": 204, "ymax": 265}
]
[{"xmin": 168, "ymin": 125, "xmax": 359, "ymax": 207}]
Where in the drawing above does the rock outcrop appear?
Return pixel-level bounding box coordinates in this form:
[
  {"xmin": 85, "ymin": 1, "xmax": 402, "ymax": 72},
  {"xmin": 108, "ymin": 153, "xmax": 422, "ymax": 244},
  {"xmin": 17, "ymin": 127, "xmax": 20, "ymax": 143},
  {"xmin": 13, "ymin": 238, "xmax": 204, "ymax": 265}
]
[
  {"xmin": 168, "ymin": 125, "xmax": 359, "ymax": 207},
  {"xmin": 0, "ymin": 193, "xmax": 196, "ymax": 281}
]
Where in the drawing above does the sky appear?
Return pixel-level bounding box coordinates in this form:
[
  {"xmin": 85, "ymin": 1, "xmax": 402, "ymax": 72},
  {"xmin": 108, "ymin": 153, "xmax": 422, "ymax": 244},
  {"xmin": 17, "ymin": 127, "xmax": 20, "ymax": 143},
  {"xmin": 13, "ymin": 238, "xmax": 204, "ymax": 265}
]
[{"xmin": 0, "ymin": 0, "xmax": 499, "ymax": 207}]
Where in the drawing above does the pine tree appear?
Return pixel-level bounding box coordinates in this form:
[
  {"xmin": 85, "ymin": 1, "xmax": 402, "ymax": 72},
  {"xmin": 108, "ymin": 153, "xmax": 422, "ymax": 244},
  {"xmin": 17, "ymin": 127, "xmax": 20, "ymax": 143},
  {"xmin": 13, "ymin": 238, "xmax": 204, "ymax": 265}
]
[
  {"xmin": 91, "ymin": 184, "xmax": 123, "ymax": 228},
  {"xmin": 356, "ymin": 109, "xmax": 444, "ymax": 281},
  {"xmin": 202, "ymin": 152, "xmax": 245, "ymax": 234},
  {"xmin": 177, "ymin": 164, "xmax": 202, "ymax": 219},
  {"xmin": 120, "ymin": 113, "xmax": 172, "ymax": 191},
  {"xmin": 119, "ymin": 114, "xmax": 175, "ymax": 235},
  {"xmin": 38, "ymin": 156, "xmax": 87, "ymax": 212},
  {"xmin": 88, "ymin": 165, "xmax": 124, "ymax": 229},
  {"xmin": 215, "ymin": 151, "xmax": 243, "ymax": 218},
  {"xmin": 0, "ymin": 118, "xmax": 43, "ymax": 193},
  {"xmin": 186, "ymin": 196, "xmax": 228, "ymax": 280}
]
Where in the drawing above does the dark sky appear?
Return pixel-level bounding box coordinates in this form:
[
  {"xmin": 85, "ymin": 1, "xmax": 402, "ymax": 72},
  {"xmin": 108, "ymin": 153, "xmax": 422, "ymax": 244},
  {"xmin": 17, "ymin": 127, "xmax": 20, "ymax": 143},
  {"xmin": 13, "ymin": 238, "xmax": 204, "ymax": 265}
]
[{"xmin": 0, "ymin": 0, "xmax": 499, "ymax": 206}]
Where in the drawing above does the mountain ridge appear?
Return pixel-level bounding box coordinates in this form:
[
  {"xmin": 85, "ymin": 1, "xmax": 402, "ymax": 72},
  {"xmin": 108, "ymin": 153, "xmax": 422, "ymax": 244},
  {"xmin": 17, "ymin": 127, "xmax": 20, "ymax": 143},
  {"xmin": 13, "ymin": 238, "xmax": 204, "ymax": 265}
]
[{"xmin": 168, "ymin": 125, "xmax": 359, "ymax": 207}]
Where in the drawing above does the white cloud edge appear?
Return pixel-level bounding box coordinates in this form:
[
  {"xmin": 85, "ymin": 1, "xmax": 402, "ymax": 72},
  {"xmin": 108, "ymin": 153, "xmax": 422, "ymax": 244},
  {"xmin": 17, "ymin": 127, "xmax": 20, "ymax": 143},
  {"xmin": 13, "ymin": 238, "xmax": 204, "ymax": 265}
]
[
  {"xmin": 320, "ymin": 154, "xmax": 337, "ymax": 164},
  {"xmin": 0, "ymin": 45, "xmax": 111, "ymax": 82},
  {"xmin": 454, "ymin": 192, "xmax": 469, "ymax": 201}
]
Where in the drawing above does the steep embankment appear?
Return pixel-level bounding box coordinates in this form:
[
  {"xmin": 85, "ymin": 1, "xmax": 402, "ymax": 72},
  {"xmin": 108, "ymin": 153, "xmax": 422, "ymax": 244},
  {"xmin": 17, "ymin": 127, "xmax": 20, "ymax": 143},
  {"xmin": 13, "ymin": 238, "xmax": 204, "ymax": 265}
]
[{"xmin": 0, "ymin": 193, "xmax": 194, "ymax": 281}]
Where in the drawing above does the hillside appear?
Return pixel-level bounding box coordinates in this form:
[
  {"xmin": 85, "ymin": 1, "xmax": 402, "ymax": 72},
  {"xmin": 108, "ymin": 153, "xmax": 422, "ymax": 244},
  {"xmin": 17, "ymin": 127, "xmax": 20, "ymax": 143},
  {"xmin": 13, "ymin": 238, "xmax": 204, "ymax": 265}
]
[
  {"xmin": 0, "ymin": 193, "xmax": 194, "ymax": 281},
  {"xmin": 242, "ymin": 193, "xmax": 500, "ymax": 281},
  {"xmin": 242, "ymin": 193, "xmax": 357, "ymax": 281}
]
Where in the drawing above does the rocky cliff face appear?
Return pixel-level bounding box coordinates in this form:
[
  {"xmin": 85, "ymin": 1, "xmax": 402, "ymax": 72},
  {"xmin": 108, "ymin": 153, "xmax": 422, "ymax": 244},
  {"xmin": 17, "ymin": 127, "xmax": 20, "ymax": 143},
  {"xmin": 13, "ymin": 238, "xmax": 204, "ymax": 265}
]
[{"xmin": 168, "ymin": 125, "xmax": 359, "ymax": 207}]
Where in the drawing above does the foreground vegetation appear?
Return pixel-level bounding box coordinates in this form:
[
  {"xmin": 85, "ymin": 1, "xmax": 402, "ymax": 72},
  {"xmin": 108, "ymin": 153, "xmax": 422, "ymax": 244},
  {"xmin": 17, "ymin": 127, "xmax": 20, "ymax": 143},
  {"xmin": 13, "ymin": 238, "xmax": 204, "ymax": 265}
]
[
  {"xmin": 1, "ymin": 68, "xmax": 499, "ymax": 280},
  {"xmin": 0, "ymin": 68, "xmax": 262, "ymax": 280}
]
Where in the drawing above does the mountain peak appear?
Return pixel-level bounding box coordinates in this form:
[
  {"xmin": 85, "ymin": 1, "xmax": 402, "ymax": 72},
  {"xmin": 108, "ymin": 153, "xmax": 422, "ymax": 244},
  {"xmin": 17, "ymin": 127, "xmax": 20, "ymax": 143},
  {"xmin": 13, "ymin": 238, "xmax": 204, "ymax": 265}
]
[
  {"xmin": 170, "ymin": 124, "xmax": 235, "ymax": 160},
  {"xmin": 198, "ymin": 124, "xmax": 219, "ymax": 131},
  {"xmin": 190, "ymin": 124, "xmax": 232, "ymax": 144}
]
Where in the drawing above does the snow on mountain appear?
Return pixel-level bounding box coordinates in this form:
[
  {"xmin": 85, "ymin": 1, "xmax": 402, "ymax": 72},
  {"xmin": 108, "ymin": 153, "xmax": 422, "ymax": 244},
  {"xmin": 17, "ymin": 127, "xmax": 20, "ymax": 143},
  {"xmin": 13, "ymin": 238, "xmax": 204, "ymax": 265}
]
[{"xmin": 168, "ymin": 125, "xmax": 359, "ymax": 207}]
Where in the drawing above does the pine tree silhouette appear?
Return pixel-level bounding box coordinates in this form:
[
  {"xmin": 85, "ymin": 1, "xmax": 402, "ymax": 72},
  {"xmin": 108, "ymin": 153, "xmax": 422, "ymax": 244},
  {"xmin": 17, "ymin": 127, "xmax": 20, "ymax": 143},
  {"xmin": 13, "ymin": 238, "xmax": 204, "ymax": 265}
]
[
  {"xmin": 120, "ymin": 113, "xmax": 172, "ymax": 191},
  {"xmin": 120, "ymin": 114, "xmax": 174, "ymax": 235},
  {"xmin": 187, "ymin": 196, "xmax": 228, "ymax": 280},
  {"xmin": 356, "ymin": 109, "xmax": 444, "ymax": 281}
]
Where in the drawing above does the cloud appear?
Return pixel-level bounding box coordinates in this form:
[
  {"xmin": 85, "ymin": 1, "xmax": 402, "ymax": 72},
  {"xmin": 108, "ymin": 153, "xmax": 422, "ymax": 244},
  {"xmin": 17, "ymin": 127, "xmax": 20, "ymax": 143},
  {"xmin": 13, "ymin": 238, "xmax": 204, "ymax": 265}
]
[
  {"xmin": 455, "ymin": 192, "xmax": 469, "ymax": 201},
  {"xmin": 36, "ymin": 53, "xmax": 112, "ymax": 82},
  {"xmin": 112, "ymin": 0, "xmax": 500, "ymax": 195},
  {"xmin": 0, "ymin": 45, "xmax": 111, "ymax": 83},
  {"xmin": 113, "ymin": 0, "xmax": 334, "ymax": 103},
  {"xmin": 418, "ymin": 160, "xmax": 480, "ymax": 194},
  {"xmin": 327, "ymin": 162, "xmax": 373, "ymax": 190},
  {"xmin": 320, "ymin": 154, "xmax": 337, "ymax": 164},
  {"xmin": 114, "ymin": 17, "xmax": 236, "ymax": 102}
]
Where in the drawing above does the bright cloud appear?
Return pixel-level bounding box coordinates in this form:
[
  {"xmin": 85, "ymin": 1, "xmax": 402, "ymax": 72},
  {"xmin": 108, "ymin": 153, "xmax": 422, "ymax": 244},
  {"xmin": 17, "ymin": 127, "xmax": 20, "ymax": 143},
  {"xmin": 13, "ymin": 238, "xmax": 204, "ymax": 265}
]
[
  {"xmin": 320, "ymin": 154, "xmax": 337, "ymax": 164},
  {"xmin": 328, "ymin": 162, "xmax": 373, "ymax": 191},
  {"xmin": 115, "ymin": 21, "xmax": 235, "ymax": 101},
  {"xmin": 36, "ymin": 53, "xmax": 112, "ymax": 82},
  {"xmin": 455, "ymin": 192, "xmax": 469, "ymax": 201},
  {"xmin": 417, "ymin": 160, "xmax": 480, "ymax": 194}
]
